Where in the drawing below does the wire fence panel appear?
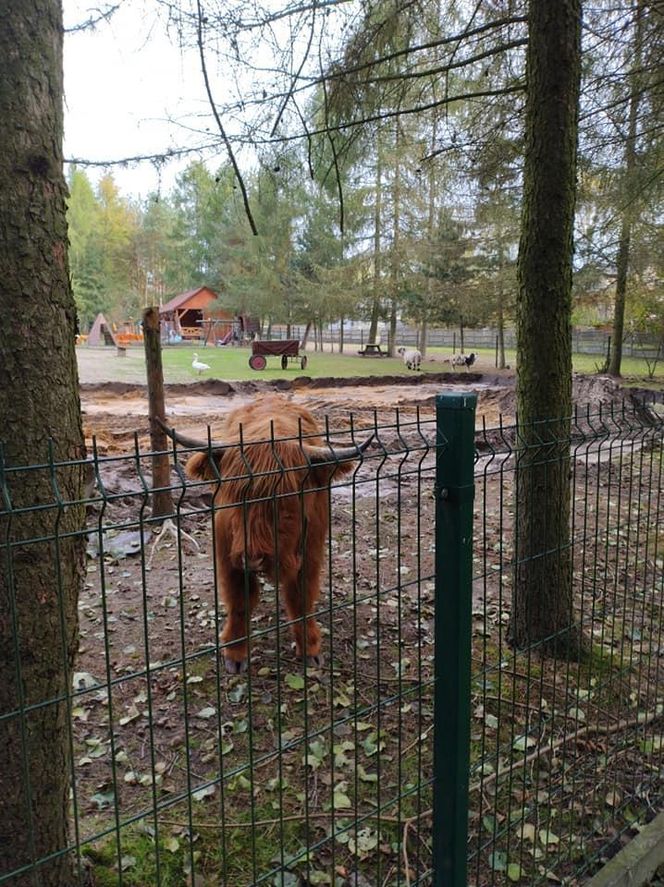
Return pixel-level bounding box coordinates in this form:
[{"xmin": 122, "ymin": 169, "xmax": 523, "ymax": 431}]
[
  {"xmin": 1, "ymin": 405, "xmax": 439, "ymax": 887},
  {"xmin": 469, "ymin": 401, "xmax": 664, "ymax": 886},
  {"xmin": 1, "ymin": 396, "xmax": 662, "ymax": 886}
]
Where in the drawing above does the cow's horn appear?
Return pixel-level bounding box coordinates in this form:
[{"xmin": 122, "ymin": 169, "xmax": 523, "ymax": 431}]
[
  {"xmin": 155, "ymin": 417, "xmax": 227, "ymax": 451},
  {"xmin": 156, "ymin": 417, "xmax": 373, "ymax": 461},
  {"xmin": 304, "ymin": 434, "xmax": 374, "ymax": 464}
]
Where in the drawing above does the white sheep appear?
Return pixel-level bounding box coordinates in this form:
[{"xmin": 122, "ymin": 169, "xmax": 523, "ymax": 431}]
[{"xmin": 397, "ymin": 346, "xmax": 422, "ymax": 371}]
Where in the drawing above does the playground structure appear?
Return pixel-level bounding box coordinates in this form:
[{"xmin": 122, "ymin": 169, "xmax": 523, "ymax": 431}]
[
  {"xmin": 159, "ymin": 286, "xmax": 259, "ymax": 345},
  {"xmin": 85, "ymin": 315, "xmax": 143, "ymax": 349},
  {"xmin": 86, "ymin": 313, "xmax": 118, "ymax": 347},
  {"xmin": 248, "ymin": 339, "xmax": 308, "ymax": 371}
]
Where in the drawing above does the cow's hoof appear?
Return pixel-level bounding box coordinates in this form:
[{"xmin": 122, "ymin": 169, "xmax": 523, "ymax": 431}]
[
  {"xmin": 305, "ymin": 654, "xmax": 323, "ymax": 669},
  {"xmin": 225, "ymin": 657, "xmax": 248, "ymax": 674}
]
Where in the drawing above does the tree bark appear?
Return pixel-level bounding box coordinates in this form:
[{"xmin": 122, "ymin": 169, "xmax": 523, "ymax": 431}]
[
  {"xmin": 300, "ymin": 318, "xmax": 313, "ymax": 349},
  {"xmin": 0, "ymin": 2, "xmax": 86, "ymax": 883},
  {"xmin": 143, "ymin": 307, "xmax": 172, "ymax": 519},
  {"xmin": 497, "ymin": 284, "xmax": 506, "ymax": 370},
  {"xmin": 388, "ymin": 121, "xmax": 401, "ymax": 358},
  {"xmin": 608, "ymin": 0, "xmax": 643, "ymax": 378},
  {"xmin": 369, "ymin": 135, "xmax": 382, "ymax": 345},
  {"xmin": 510, "ymin": 0, "xmax": 587, "ymax": 658},
  {"xmin": 419, "ymin": 319, "xmax": 428, "ymax": 357}
]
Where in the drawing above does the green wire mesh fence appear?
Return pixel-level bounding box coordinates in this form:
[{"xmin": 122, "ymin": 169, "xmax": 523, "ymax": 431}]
[
  {"xmin": 469, "ymin": 399, "xmax": 664, "ymax": 886},
  {"xmin": 0, "ymin": 393, "xmax": 662, "ymax": 887}
]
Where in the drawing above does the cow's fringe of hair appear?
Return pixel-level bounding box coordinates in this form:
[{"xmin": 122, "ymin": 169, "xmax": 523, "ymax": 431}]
[{"xmin": 185, "ymin": 397, "xmax": 355, "ymax": 573}]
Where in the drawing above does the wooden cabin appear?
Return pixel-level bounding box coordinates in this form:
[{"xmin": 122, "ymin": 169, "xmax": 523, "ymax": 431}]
[{"xmin": 159, "ymin": 287, "xmax": 259, "ymax": 345}]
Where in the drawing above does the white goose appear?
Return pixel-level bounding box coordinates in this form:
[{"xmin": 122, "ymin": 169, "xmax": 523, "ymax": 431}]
[{"xmin": 192, "ymin": 352, "xmax": 210, "ymax": 375}]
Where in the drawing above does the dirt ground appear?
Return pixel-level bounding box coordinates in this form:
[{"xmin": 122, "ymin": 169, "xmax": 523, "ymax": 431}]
[
  {"xmin": 80, "ymin": 370, "xmax": 643, "ymax": 454},
  {"xmin": 72, "ymin": 372, "xmax": 663, "ymax": 886}
]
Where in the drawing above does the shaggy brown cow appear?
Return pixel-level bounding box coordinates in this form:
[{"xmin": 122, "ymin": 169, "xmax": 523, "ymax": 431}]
[{"xmin": 159, "ymin": 398, "xmax": 371, "ymax": 673}]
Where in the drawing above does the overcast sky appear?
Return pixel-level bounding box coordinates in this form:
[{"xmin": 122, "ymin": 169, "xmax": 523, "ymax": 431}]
[{"xmin": 63, "ymin": 1, "xmax": 218, "ymax": 197}]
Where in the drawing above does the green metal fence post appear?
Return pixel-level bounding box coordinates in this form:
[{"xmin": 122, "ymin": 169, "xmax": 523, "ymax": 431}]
[{"xmin": 433, "ymin": 391, "xmax": 477, "ymax": 887}]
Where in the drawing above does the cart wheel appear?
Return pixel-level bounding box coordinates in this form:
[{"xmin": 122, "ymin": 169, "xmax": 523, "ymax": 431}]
[
  {"xmin": 249, "ymin": 354, "xmax": 267, "ymax": 370},
  {"xmin": 281, "ymin": 355, "xmax": 288, "ymax": 370},
  {"xmin": 301, "ymin": 355, "xmax": 308, "ymax": 370}
]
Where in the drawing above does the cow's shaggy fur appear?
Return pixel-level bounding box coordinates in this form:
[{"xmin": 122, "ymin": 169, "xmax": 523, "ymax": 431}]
[{"xmin": 184, "ymin": 397, "xmax": 359, "ymax": 673}]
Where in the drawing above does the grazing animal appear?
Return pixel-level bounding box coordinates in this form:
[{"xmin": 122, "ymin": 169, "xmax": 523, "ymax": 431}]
[
  {"xmin": 192, "ymin": 352, "xmax": 211, "ymax": 375},
  {"xmin": 397, "ymin": 346, "xmax": 422, "ymax": 371},
  {"xmin": 446, "ymin": 352, "xmax": 476, "ymax": 370},
  {"xmin": 159, "ymin": 398, "xmax": 371, "ymax": 673}
]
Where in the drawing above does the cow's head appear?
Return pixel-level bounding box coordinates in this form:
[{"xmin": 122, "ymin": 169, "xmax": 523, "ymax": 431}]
[{"xmin": 156, "ymin": 417, "xmax": 373, "ymax": 485}]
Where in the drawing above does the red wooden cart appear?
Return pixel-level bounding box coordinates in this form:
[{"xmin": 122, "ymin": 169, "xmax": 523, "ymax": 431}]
[{"xmin": 248, "ymin": 339, "xmax": 308, "ymax": 371}]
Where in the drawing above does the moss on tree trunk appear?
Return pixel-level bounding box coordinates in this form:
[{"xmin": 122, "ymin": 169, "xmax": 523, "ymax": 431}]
[
  {"xmin": 510, "ymin": 0, "xmax": 588, "ymax": 659},
  {"xmin": 0, "ymin": 2, "xmax": 85, "ymax": 884}
]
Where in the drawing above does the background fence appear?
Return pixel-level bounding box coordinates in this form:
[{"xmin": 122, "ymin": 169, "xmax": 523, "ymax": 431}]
[
  {"xmin": 266, "ymin": 325, "xmax": 664, "ymax": 362},
  {"xmin": 0, "ymin": 394, "xmax": 662, "ymax": 886}
]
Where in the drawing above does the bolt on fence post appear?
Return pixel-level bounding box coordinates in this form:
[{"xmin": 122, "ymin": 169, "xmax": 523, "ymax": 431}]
[{"xmin": 432, "ymin": 391, "xmax": 477, "ymax": 887}]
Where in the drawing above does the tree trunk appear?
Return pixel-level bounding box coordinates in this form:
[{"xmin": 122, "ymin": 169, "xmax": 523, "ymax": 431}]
[
  {"xmin": 459, "ymin": 319, "xmax": 465, "ymax": 354},
  {"xmin": 368, "ymin": 297, "xmax": 381, "ymax": 344},
  {"xmin": 419, "ymin": 319, "xmax": 428, "ymax": 358},
  {"xmin": 608, "ymin": 0, "xmax": 643, "ymax": 378},
  {"xmin": 300, "ymin": 319, "xmax": 313, "ymax": 349},
  {"xmin": 339, "ymin": 316, "xmax": 345, "ymax": 354},
  {"xmin": 497, "ymin": 297, "xmax": 506, "ymax": 369},
  {"xmin": 388, "ymin": 121, "xmax": 401, "ymax": 358},
  {"xmin": 422, "ymin": 114, "xmax": 438, "ymax": 361},
  {"xmin": 369, "ymin": 135, "xmax": 383, "ymax": 344},
  {"xmin": 388, "ymin": 299, "xmax": 398, "ymax": 357},
  {"xmin": 0, "ymin": 3, "xmax": 86, "ymax": 884},
  {"xmin": 510, "ymin": 0, "xmax": 587, "ymax": 659}
]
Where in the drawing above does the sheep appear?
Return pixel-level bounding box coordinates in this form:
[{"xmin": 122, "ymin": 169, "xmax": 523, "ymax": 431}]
[{"xmin": 397, "ymin": 346, "xmax": 422, "ymax": 371}]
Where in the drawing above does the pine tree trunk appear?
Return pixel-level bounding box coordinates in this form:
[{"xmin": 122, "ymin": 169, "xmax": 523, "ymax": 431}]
[
  {"xmin": 497, "ymin": 299, "xmax": 506, "ymax": 370},
  {"xmin": 369, "ymin": 135, "xmax": 383, "ymax": 345},
  {"xmin": 388, "ymin": 299, "xmax": 397, "ymax": 357},
  {"xmin": 300, "ymin": 319, "xmax": 313, "ymax": 349},
  {"xmin": 419, "ymin": 319, "xmax": 428, "ymax": 358},
  {"xmin": 509, "ymin": 0, "xmax": 587, "ymax": 659},
  {"xmin": 339, "ymin": 316, "xmax": 344, "ymax": 354},
  {"xmin": 0, "ymin": 2, "xmax": 86, "ymax": 883},
  {"xmin": 608, "ymin": 0, "xmax": 643, "ymax": 378},
  {"xmin": 388, "ymin": 122, "xmax": 401, "ymax": 358}
]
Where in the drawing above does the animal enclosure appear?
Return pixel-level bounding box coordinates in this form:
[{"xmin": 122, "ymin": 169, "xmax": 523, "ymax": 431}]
[{"xmin": 1, "ymin": 394, "xmax": 663, "ymax": 886}]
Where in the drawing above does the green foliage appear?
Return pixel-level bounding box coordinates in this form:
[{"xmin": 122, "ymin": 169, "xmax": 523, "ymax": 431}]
[{"xmin": 67, "ymin": 168, "xmax": 141, "ymax": 326}]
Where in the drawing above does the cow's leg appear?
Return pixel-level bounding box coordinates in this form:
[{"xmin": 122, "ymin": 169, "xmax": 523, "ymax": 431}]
[
  {"xmin": 282, "ymin": 560, "xmax": 322, "ymax": 667},
  {"xmin": 218, "ymin": 563, "xmax": 260, "ymax": 674}
]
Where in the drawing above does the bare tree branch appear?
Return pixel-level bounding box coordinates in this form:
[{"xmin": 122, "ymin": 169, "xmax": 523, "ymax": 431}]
[
  {"xmin": 65, "ymin": 2, "xmax": 125, "ymax": 33},
  {"xmin": 270, "ymin": 2, "xmax": 318, "ymax": 135},
  {"xmin": 196, "ymin": 0, "xmax": 258, "ymax": 234}
]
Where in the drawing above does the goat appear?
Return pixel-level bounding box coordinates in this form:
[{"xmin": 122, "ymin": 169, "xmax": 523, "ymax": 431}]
[
  {"xmin": 445, "ymin": 352, "xmax": 476, "ymax": 370},
  {"xmin": 159, "ymin": 398, "xmax": 371, "ymax": 673}
]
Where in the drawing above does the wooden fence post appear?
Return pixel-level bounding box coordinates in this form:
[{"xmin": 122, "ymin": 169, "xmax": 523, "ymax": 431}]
[{"xmin": 143, "ymin": 307, "xmax": 172, "ymax": 519}]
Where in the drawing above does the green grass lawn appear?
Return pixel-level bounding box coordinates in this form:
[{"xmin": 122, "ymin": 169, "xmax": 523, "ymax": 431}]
[
  {"xmin": 427, "ymin": 345, "xmax": 664, "ymax": 382},
  {"xmin": 78, "ymin": 345, "xmax": 435, "ymax": 384},
  {"xmin": 76, "ymin": 343, "xmax": 664, "ymax": 386}
]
